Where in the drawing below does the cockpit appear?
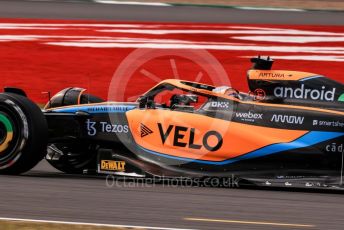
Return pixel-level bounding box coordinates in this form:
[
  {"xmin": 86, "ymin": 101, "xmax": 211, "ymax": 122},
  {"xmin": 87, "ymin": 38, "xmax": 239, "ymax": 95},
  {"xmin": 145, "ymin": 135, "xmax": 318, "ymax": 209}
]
[{"xmin": 136, "ymin": 80, "xmax": 243, "ymax": 119}]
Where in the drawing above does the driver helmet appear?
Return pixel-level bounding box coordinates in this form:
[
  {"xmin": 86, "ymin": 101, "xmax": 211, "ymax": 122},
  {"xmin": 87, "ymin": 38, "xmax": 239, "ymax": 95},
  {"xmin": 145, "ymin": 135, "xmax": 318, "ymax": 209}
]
[{"xmin": 213, "ymin": 86, "xmax": 239, "ymax": 98}]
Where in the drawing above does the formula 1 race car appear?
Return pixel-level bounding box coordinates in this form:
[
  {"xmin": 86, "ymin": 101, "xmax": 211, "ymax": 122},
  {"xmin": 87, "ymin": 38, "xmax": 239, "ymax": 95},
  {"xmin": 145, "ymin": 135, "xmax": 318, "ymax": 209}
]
[{"xmin": 1, "ymin": 57, "xmax": 343, "ymax": 189}]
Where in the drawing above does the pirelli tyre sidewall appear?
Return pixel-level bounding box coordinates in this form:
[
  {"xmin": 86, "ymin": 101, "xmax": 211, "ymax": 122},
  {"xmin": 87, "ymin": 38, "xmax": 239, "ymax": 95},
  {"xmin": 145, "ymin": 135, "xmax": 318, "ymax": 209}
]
[{"xmin": 0, "ymin": 93, "xmax": 47, "ymax": 174}]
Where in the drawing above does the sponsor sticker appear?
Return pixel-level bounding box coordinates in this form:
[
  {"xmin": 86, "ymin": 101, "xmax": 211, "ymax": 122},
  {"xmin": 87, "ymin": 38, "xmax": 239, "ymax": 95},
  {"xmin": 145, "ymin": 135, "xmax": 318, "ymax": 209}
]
[
  {"xmin": 210, "ymin": 101, "xmax": 230, "ymax": 109},
  {"xmin": 274, "ymin": 84, "xmax": 336, "ymax": 101},
  {"xmin": 325, "ymin": 143, "xmax": 343, "ymax": 153},
  {"xmin": 338, "ymin": 93, "xmax": 344, "ymax": 102},
  {"xmin": 101, "ymin": 160, "xmax": 126, "ymax": 171},
  {"xmin": 252, "ymin": 88, "xmax": 266, "ymax": 101},
  {"xmin": 157, "ymin": 123, "xmax": 223, "ymax": 152},
  {"xmin": 140, "ymin": 123, "xmax": 153, "ymax": 137},
  {"xmin": 312, "ymin": 119, "xmax": 344, "ymax": 128},
  {"xmin": 234, "ymin": 111, "xmax": 263, "ymax": 123},
  {"xmin": 86, "ymin": 105, "xmax": 133, "ymax": 113},
  {"xmin": 271, "ymin": 114, "xmax": 304, "ymax": 125},
  {"xmin": 258, "ymin": 72, "xmax": 292, "ymax": 78},
  {"xmin": 86, "ymin": 119, "xmax": 129, "ymax": 136}
]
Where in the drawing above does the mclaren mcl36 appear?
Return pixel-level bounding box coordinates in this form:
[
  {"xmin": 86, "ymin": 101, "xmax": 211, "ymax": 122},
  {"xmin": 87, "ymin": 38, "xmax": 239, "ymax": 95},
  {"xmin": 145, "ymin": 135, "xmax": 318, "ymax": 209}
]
[{"xmin": 0, "ymin": 57, "xmax": 343, "ymax": 189}]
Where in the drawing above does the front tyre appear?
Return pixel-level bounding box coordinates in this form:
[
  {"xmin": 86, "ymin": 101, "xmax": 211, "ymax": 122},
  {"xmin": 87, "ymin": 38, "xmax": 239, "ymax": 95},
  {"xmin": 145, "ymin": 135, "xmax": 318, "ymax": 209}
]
[{"xmin": 0, "ymin": 93, "xmax": 48, "ymax": 174}]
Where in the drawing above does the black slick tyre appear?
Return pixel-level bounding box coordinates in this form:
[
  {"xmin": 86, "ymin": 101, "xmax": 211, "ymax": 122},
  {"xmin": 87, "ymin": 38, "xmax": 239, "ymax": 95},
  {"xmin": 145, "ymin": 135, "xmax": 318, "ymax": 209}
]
[{"xmin": 0, "ymin": 93, "xmax": 48, "ymax": 174}]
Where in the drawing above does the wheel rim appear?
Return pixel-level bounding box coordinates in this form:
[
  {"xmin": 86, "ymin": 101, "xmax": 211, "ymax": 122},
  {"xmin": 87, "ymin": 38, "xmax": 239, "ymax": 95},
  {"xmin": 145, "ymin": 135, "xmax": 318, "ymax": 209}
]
[
  {"xmin": 0, "ymin": 100, "xmax": 27, "ymax": 169},
  {"xmin": 0, "ymin": 113, "xmax": 14, "ymax": 153}
]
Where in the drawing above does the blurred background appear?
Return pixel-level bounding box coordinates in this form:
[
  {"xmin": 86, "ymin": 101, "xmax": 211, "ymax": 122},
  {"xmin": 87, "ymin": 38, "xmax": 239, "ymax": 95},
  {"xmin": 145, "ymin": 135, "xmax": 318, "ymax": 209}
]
[{"xmin": 0, "ymin": 0, "xmax": 343, "ymax": 230}]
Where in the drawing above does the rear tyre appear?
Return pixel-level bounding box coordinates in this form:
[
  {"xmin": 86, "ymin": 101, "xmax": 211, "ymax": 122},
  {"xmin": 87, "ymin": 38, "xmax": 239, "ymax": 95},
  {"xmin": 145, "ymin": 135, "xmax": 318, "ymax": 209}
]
[{"xmin": 0, "ymin": 93, "xmax": 48, "ymax": 174}]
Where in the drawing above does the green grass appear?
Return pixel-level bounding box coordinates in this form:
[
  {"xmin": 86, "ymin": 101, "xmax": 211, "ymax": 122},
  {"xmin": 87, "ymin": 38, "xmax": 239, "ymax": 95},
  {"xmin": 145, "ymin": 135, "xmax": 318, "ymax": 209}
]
[{"xmin": 0, "ymin": 220, "xmax": 133, "ymax": 230}]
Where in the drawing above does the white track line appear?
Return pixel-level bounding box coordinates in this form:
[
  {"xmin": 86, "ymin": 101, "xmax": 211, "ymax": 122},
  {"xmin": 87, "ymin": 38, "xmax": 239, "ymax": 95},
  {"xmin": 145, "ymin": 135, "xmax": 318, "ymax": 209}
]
[
  {"xmin": 45, "ymin": 42, "xmax": 344, "ymax": 54},
  {"xmin": 185, "ymin": 217, "xmax": 315, "ymax": 228},
  {"xmin": 233, "ymin": 36, "xmax": 344, "ymax": 44},
  {"xmin": 234, "ymin": 6, "xmax": 305, "ymax": 12},
  {"xmin": 242, "ymin": 55, "xmax": 344, "ymax": 62},
  {"xmin": 98, "ymin": 29, "xmax": 341, "ymax": 36},
  {"xmin": 94, "ymin": 0, "xmax": 171, "ymax": 6},
  {"xmin": 0, "ymin": 217, "xmax": 198, "ymax": 230}
]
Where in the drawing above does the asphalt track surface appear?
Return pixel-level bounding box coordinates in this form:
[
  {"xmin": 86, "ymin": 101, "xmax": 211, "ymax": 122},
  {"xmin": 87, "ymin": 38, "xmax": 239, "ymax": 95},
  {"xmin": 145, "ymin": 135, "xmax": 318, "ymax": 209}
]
[
  {"xmin": 0, "ymin": 160, "xmax": 341, "ymax": 230},
  {"xmin": 0, "ymin": 0, "xmax": 344, "ymax": 229},
  {"xmin": 0, "ymin": 0, "xmax": 343, "ymax": 25}
]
